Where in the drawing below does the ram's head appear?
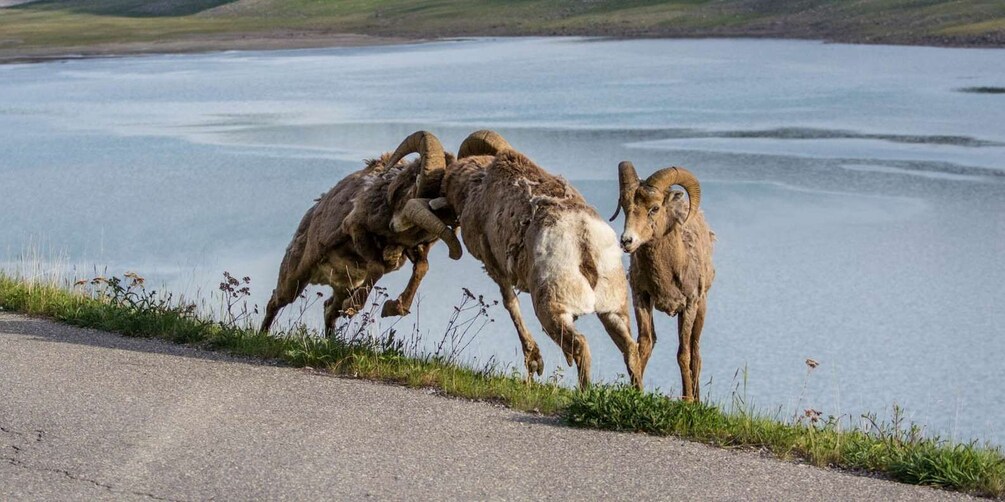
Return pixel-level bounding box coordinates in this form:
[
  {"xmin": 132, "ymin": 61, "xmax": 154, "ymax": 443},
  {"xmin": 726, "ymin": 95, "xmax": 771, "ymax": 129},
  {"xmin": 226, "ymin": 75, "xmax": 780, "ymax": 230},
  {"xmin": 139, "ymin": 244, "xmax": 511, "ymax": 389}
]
[
  {"xmin": 383, "ymin": 131, "xmax": 463, "ymax": 260},
  {"xmin": 610, "ymin": 161, "xmax": 701, "ymax": 253}
]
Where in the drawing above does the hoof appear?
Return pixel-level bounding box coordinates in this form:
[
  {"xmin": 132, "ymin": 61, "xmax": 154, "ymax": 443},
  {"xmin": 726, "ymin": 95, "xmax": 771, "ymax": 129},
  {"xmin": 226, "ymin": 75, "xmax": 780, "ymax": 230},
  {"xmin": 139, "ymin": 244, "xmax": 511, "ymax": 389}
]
[
  {"xmin": 627, "ymin": 351, "xmax": 644, "ymax": 389},
  {"xmin": 525, "ymin": 347, "xmax": 544, "ymax": 378},
  {"xmin": 380, "ymin": 299, "xmax": 409, "ymax": 318}
]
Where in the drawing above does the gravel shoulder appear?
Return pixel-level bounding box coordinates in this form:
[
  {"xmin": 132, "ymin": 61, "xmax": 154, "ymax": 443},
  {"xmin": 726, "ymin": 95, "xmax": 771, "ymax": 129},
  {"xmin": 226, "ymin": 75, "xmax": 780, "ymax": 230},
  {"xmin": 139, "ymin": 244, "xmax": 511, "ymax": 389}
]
[{"xmin": 0, "ymin": 313, "xmax": 971, "ymax": 501}]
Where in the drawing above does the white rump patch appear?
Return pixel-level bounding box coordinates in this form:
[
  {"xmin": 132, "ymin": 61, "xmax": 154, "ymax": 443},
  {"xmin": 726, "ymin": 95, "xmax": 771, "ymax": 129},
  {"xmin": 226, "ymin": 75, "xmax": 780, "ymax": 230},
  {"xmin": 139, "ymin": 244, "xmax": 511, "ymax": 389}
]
[
  {"xmin": 532, "ymin": 213, "xmax": 629, "ymax": 316},
  {"xmin": 584, "ymin": 216, "xmax": 630, "ymax": 313}
]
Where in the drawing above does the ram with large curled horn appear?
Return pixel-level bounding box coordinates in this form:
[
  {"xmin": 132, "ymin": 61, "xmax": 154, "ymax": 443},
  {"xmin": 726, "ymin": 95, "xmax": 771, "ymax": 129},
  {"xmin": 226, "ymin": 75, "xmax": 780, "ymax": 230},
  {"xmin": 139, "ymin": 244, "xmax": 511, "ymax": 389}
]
[
  {"xmin": 260, "ymin": 131, "xmax": 462, "ymax": 335},
  {"xmin": 400, "ymin": 130, "xmax": 644, "ymax": 390},
  {"xmin": 611, "ymin": 161, "xmax": 716, "ymax": 401}
]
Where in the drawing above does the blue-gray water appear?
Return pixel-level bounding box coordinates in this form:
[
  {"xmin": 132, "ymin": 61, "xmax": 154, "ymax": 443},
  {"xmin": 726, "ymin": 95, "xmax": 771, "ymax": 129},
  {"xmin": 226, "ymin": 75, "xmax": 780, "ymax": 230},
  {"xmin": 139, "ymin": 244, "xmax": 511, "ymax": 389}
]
[{"xmin": 1, "ymin": 38, "xmax": 1002, "ymax": 444}]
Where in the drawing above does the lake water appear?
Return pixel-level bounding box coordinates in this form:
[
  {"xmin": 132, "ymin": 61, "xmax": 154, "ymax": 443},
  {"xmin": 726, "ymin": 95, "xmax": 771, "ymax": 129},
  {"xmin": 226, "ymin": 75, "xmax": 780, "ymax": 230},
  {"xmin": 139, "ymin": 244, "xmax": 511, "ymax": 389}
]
[{"xmin": 1, "ymin": 38, "xmax": 1002, "ymax": 444}]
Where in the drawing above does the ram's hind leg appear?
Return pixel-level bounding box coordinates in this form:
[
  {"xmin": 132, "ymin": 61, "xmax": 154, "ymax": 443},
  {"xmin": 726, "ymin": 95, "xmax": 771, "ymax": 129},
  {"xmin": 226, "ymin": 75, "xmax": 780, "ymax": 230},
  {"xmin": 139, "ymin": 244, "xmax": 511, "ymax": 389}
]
[
  {"xmin": 498, "ymin": 283, "xmax": 544, "ymax": 382},
  {"xmin": 479, "ymin": 237, "xmax": 543, "ymax": 382},
  {"xmin": 322, "ymin": 294, "xmax": 344, "ymax": 337},
  {"xmin": 382, "ymin": 244, "xmax": 430, "ymax": 318},
  {"xmin": 534, "ymin": 297, "xmax": 591, "ymax": 389},
  {"xmin": 598, "ymin": 307, "xmax": 642, "ymax": 390},
  {"xmin": 261, "ymin": 273, "xmax": 310, "ymax": 334}
]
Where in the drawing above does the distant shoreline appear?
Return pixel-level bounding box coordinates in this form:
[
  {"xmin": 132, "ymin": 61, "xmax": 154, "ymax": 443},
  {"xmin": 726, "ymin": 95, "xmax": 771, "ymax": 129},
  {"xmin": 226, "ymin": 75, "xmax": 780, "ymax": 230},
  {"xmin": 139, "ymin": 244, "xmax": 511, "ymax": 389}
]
[
  {"xmin": 1, "ymin": 28, "xmax": 1002, "ymax": 66},
  {"xmin": 0, "ymin": 32, "xmax": 418, "ymax": 65},
  {"xmin": 3, "ymin": 0, "xmax": 1002, "ymax": 66}
]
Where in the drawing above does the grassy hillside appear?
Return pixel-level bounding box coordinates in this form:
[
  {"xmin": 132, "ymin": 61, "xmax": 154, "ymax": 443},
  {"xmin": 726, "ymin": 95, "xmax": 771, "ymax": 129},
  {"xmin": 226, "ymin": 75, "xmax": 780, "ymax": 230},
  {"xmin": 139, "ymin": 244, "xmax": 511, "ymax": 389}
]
[{"xmin": 0, "ymin": 0, "xmax": 1003, "ymax": 60}]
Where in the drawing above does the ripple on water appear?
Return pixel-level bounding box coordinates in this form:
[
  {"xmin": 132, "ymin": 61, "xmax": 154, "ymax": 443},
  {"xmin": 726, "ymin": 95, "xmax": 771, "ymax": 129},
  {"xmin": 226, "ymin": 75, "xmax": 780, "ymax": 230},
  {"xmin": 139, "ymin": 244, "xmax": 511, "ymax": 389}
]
[{"xmin": 840, "ymin": 163, "xmax": 1002, "ymax": 182}]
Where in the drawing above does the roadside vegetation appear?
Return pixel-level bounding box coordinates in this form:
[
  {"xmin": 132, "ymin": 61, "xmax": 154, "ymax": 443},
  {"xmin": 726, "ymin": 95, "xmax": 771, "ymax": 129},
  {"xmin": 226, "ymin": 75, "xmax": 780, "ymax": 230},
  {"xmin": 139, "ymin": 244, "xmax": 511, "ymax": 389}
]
[
  {"xmin": 1, "ymin": 0, "xmax": 1003, "ymax": 60},
  {"xmin": 1, "ymin": 269, "xmax": 1003, "ymax": 497}
]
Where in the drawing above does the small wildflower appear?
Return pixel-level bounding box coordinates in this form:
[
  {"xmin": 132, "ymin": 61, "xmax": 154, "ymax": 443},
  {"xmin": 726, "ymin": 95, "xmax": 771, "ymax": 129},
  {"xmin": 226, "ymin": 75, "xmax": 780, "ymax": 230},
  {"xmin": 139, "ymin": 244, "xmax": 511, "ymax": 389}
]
[{"xmin": 804, "ymin": 408, "xmax": 822, "ymax": 423}]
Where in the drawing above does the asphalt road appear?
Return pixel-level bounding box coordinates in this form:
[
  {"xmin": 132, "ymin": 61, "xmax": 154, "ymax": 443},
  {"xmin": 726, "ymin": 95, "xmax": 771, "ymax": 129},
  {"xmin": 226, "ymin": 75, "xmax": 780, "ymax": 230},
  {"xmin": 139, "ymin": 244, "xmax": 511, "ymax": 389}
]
[{"xmin": 0, "ymin": 313, "xmax": 970, "ymax": 501}]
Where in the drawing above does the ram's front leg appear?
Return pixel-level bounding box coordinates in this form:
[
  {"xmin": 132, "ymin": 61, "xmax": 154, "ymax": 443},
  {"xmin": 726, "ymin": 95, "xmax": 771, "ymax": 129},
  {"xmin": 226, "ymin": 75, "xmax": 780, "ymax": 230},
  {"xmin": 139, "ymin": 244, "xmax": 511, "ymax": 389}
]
[
  {"xmin": 381, "ymin": 243, "xmax": 431, "ymax": 318},
  {"xmin": 634, "ymin": 291, "xmax": 657, "ymax": 377}
]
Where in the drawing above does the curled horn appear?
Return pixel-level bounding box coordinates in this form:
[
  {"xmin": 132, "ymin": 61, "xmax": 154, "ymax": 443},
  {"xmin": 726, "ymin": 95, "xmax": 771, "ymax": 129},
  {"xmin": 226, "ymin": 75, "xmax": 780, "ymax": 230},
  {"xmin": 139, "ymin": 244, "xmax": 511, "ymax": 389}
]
[
  {"xmin": 457, "ymin": 130, "xmax": 512, "ymax": 159},
  {"xmin": 384, "ymin": 131, "xmax": 447, "ymax": 197},
  {"xmin": 400, "ymin": 199, "xmax": 463, "ymax": 260},
  {"xmin": 644, "ymin": 166, "xmax": 702, "ymax": 224},
  {"xmin": 610, "ymin": 161, "xmax": 640, "ymax": 221}
]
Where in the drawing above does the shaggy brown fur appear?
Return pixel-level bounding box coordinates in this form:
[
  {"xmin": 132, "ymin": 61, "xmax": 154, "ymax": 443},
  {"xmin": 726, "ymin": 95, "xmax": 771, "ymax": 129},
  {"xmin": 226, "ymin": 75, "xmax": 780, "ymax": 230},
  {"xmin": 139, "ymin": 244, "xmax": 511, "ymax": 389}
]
[
  {"xmin": 259, "ymin": 151, "xmax": 459, "ymax": 334},
  {"xmin": 420, "ymin": 132, "xmax": 643, "ymax": 389},
  {"xmin": 615, "ymin": 163, "xmax": 715, "ymax": 401}
]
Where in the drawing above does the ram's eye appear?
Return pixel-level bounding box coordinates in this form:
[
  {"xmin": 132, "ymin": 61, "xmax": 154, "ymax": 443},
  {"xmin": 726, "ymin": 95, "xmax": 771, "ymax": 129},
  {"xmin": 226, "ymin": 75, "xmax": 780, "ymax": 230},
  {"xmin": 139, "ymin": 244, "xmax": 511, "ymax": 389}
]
[{"xmin": 648, "ymin": 206, "xmax": 659, "ymax": 216}]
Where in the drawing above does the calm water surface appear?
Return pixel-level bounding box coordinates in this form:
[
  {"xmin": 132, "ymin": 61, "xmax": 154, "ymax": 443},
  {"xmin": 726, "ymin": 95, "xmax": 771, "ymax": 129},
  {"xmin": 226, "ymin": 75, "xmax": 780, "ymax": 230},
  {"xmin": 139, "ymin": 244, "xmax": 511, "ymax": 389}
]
[{"xmin": 1, "ymin": 38, "xmax": 1003, "ymax": 444}]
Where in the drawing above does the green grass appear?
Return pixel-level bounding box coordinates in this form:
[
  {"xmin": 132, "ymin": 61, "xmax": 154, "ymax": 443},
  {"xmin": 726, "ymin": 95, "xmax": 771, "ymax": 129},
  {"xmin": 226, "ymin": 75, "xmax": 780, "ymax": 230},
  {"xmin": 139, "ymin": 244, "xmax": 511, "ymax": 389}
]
[
  {"xmin": 0, "ymin": 273, "xmax": 572, "ymax": 414},
  {"xmin": 566, "ymin": 386, "xmax": 1005, "ymax": 497},
  {"xmin": 18, "ymin": 0, "xmax": 240, "ymax": 18},
  {"xmin": 1, "ymin": 0, "xmax": 1003, "ymax": 54},
  {"xmin": 1, "ymin": 272, "xmax": 1003, "ymax": 498}
]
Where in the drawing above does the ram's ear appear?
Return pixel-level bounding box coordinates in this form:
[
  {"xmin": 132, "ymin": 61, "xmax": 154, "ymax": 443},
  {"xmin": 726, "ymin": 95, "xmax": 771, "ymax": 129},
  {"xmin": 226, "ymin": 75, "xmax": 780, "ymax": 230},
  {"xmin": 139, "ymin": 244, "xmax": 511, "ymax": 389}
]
[{"xmin": 666, "ymin": 190, "xmax": 685, "ymax": 203}]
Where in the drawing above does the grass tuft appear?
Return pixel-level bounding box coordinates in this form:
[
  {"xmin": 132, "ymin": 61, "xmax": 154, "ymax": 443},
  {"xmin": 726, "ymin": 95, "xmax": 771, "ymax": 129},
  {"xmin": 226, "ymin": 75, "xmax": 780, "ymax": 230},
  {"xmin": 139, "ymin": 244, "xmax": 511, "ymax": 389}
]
[{"xmin": 565, "ymin": 384, "xmax": 726, "ymax": 438}]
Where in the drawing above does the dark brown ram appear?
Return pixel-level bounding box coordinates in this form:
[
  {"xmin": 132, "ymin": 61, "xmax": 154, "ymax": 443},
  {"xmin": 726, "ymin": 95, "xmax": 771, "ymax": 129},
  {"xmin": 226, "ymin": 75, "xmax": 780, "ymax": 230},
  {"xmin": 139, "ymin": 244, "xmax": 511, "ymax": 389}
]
[{"xmin": 260, "ymin": 131, "xmax": 462, "ymax": 334}]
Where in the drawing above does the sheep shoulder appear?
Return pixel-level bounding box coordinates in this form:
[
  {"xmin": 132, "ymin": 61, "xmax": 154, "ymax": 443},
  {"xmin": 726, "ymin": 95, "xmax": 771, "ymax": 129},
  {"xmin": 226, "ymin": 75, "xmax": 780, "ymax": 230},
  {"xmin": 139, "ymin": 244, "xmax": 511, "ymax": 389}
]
[
  {"xmin": 673, "ymin": 195, "xmax": 716, "ymax": 293},
  {"xmin": 485, "ymin": 150, "xmax": 597, "ymax": 221}
]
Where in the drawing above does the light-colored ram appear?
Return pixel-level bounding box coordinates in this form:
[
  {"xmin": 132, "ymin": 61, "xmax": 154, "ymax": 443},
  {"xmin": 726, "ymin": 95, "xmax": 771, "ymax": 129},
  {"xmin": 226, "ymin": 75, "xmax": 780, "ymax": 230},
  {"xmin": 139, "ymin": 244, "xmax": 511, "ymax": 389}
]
[
  {"xmin": 611, "ymin": 161, "xmax": 715, "ymax": 401},
  {"xmin": 392, "ymin": 130, "xmax": 642, "ymax": 389},
  {"xmin": 260, "ymin": 132, "xmax": 462, "ymax": 334}
]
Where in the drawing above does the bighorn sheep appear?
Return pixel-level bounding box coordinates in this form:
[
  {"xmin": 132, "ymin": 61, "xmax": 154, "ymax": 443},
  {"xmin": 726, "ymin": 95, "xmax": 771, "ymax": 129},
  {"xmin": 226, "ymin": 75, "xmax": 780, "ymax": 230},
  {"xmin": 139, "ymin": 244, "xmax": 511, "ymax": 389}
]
[
  {"xmin": 259, "ymin": 131, "xmax": 462, "ymax": 334},
  {"xmin": 611, "ymin": 162, "xmax": 715, "ymax": 401},
  {"xmin": 390, "ymin": 130, "xmax": 642, "ymax": 389}
]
